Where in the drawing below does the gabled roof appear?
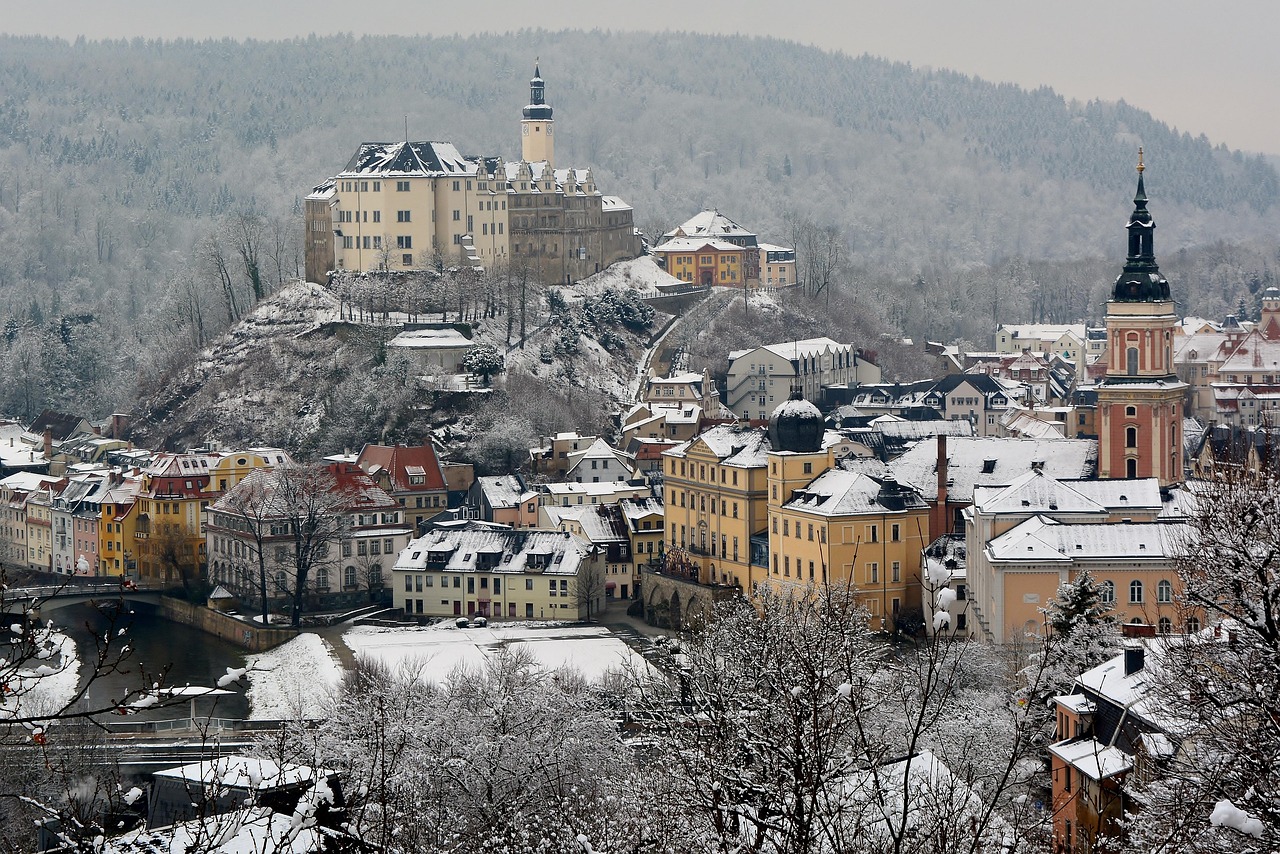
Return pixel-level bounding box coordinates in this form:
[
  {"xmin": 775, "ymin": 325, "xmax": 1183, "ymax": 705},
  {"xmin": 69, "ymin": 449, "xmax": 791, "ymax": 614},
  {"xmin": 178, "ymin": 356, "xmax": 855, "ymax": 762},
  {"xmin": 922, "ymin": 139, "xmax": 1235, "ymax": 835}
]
[
  {"xmin": 665, "ymin": 425, "xmax": 770, "ymax": 468},
  {"xmin": 341, "ymin": 141, "xmax": 476, "ymax": 176},
  {"xmin": 784, "ymin": 470, "xmax": 927, "ymax": 517},
  {"xmin": 27, "ymin": 409, "xmax": 91, "ymax": 442},
  {"xmin": 664, "ymin": 210, "xmax": 758, "ymax": 244},
  {"xmin": 889, "ymin": 437, "xmax": 1098, "ymax": 502},
  {"xmin": 985, "ymin": 515, "xmax": 1184, "ymax": 563},
  {"xmin": 356, "ymin": 443, "xmax": 447, "ymax": 493},
  {"xmin": 973, "ymin": 470, "xmax": 1161, "ymax": 516}
]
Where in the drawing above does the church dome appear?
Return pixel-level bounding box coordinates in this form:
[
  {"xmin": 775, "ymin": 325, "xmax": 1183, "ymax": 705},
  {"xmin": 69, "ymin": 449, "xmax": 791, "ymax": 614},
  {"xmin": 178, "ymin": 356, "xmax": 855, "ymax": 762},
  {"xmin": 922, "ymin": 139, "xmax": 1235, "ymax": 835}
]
[{"xmin": 768, "ymin": 390, "xmax": 823, "ymax": 453}]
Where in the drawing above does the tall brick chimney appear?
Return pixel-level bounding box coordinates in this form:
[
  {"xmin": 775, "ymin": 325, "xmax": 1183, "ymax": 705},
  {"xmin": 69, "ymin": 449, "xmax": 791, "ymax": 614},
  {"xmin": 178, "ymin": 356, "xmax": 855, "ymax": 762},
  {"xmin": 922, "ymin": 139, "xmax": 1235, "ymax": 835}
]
[
  {"xmin": 42, "ymin": 427, "xmax": 53, "ymax": 461},
  {"xmin": 932, "ymin": 433, "xmax": 949, "ymax": 537}
]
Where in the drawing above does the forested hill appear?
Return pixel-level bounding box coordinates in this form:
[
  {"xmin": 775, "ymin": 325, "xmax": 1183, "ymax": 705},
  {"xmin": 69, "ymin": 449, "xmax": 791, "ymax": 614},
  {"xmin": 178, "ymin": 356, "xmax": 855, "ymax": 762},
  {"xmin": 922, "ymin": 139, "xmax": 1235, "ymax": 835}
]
[{"xmin": 0, "ymin": 30, "xmax": 1277, "ymax": 421}]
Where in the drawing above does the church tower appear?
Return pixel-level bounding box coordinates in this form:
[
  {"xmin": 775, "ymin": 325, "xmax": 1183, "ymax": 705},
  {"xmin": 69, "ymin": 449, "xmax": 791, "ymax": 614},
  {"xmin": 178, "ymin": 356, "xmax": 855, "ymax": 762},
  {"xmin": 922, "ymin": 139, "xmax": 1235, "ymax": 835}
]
[
  {"xmin": 520, "ymin": 60, "xmax": 554, "ymax": 166},
  {"xmin": 1096, "ymin": 150, "xmax": 1187, "ymax": 485}
]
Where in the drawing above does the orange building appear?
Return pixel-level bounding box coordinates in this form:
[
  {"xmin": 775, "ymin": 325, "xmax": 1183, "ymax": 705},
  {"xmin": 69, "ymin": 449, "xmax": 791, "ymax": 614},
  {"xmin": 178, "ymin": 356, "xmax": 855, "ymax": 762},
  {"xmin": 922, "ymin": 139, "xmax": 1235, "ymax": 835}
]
[
  {"xmin": 651, "ymin": 237, "xmax": 745, "ymax": 287},
  {"xmin": 1095, "ymin": 153, "xmax": 1186, "ymax": 486}
]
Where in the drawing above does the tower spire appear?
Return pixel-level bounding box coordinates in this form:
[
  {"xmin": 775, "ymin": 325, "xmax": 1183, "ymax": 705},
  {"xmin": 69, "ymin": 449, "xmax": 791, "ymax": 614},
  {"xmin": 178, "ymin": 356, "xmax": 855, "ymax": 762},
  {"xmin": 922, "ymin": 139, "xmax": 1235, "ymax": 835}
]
[{"xmin": 1112, "ymin": 149, "xmax": 1168, "ymax": 302}]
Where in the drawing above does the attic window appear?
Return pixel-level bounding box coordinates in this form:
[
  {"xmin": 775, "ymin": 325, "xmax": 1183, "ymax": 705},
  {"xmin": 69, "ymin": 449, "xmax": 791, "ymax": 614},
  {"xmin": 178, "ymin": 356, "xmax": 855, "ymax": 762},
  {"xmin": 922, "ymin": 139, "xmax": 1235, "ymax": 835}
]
[
  {"xmin": 1030, "ymin": 460, "xmax": 1045, "ymax": 471},
  {"xmin": 982, "ymin": 459, "xmax": 997, "ymax": 474}
]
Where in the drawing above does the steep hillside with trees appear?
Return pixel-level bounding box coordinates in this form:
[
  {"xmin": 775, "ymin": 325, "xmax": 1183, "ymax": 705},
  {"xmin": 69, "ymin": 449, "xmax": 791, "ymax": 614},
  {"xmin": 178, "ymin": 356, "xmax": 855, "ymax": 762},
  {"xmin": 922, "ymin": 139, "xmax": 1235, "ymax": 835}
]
[{"xmin": 0, "ymin": 31, "xmax": 1276, "ymax": 428}]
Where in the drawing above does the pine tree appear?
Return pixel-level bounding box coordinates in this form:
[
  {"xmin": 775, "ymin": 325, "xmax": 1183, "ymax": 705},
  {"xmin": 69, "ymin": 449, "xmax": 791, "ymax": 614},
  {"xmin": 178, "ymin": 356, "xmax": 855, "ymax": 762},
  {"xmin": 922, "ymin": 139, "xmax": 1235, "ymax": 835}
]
[{"xmin": 1019, "ymin": 571, "xmax": 1120, "ymax": 743}]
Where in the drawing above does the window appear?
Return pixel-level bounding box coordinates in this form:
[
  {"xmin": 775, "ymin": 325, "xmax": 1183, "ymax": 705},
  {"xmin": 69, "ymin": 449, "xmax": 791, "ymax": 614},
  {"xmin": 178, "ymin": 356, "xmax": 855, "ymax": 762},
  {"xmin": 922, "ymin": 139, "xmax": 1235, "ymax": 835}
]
[
  {"xmin": 891, "ymin": 523, "xmax": 901, "ymax": 542},
  {"xmin": 1187, "ymin": 616, "xmax": 1201, "ymax": 633},
  {"xmin": 344, "ymin": 565, "xmax": 357, "ymax": 587},
  {"xmin": 891, "ymin": 561, "xmax": 901, "ymax": 583},
  {"xmin": 525, "ymin": 578, "xmax": 534, "ymax": 590},
  {"xmin": 402, "ymin": 254, "xmax": 413, "ymax": 266},
  {"xmin": 1127, "ymin": 347, "xmax": 1139, "ymax": 376},
  {"xmin": 868, "ymin": 525, "xmax": 878, "ymax": 543},
  {"xmin": 1157, "ymin": 579, "xmax": 1173, "ymax": 603},
  {"xmin": 1126, "ymin": 426, "xmax": 1137, "ymax": 448},
  {"xmin": 868, "ymin": 563, "xmax": 879, "ymax": 583},
  {"xmin": 397, "ymin": 210, "xmax": 411, "ymax": 222},
  {"xmin": 452, "ymin": 210, "xmax": 461, "ymax": 221},
  {"xmin": 1158, "ymin": 616, "xmax": 1172, "ymax": 634},
  {"xmin": 1130, "ymin": 580, "xmax": 1144, "ymax": 604},
  {"xmin": 397, "ymin": 235, "xmax": 412, "ymax": 249},
  {"xmin": 396, "ymin": 180, "xmax": 410, "ymax": 192}
]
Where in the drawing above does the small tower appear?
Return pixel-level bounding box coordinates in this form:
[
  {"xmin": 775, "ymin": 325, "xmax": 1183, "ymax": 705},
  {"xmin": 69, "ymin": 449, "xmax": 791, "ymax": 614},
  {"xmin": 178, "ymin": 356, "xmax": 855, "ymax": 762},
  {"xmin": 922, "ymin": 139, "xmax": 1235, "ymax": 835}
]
[
  {"xmin": 1096, "ymin": 150, "xmax": 1187, "ymax": 485},
  {"xmin": 521, "ymin": 60, "xmax": 554, "ymax": 166}
]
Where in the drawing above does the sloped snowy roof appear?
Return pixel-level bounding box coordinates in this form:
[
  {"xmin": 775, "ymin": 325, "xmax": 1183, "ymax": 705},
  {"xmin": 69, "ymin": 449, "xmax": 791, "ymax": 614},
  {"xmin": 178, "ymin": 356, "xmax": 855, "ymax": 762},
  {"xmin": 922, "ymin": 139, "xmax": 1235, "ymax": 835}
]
[
  {"xmin": 664, "ymin": 209, "xmax": 757, "ymax": 242},
  {"xmin": 653, "ymin": 236, "xmax": 742, "ymax": 253},
  {"xmin": 985, "ymin": 516, "xmax": 1186, "ymax": 563},
  {"xmin": 103, "ymin": 806, "xmax": 329, "ymax": 854},
  {"xmin": 973, "ymin": 471, "xmax": 1161, "ymax": 516},
  {"xmin": 784, "ymin": 470, "xmax": 926, "ymax": 517},
  {"xmin": 1048, "ymin": 738, "xmax": 1133, "ymax": 781},
  {"xmin": 387, "ymin": 327, "xmax": 472, "ymax": 350},
  {"xmin": 889, "ymin": 437, "xmax": 1097, "ymax": 502},
  {"xmin": 395, "ymin": 525, "xmax": 590, "ymax": 576},
  {"xmin": 340, "ymin": 141, "xmax": 476, "ymax": 177},
  {"xmin": 664, "ymin": 425, "xmax": 769, "ymax": 468}
]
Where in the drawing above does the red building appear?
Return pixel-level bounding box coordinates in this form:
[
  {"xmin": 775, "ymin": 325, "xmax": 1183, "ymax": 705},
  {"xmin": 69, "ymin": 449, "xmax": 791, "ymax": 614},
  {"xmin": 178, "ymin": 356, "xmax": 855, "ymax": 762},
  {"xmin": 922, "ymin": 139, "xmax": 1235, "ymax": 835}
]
[{"xmin": 1095, "ymin": 152, "xmax": 1186, "ymax": 486}]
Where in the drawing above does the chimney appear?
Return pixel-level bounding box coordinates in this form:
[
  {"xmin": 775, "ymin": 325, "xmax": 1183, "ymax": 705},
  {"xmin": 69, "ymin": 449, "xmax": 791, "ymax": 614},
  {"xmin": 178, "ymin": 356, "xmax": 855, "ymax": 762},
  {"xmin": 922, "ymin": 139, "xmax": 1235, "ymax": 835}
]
[
  {"xmin": 43, "ymin": 428, "xmax": 52, "ymax": 460},
  {"xmin": 1123, "ymin": 646, "xmax": 1145, "ymax": 676},
  {"xmin": 933, "ymin": 433, "xmax": 949, "ymax": 535}
]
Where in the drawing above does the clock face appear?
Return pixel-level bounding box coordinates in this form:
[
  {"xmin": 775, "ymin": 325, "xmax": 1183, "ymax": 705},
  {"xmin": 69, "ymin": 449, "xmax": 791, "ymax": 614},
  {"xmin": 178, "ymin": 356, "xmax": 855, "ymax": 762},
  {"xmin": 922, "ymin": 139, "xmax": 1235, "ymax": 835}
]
[
  {"xmin": 522, "ymin": 124, "xmax": 529, "ymax": 136},
  {"xmin": 546, "ymin": 124, "xmax": 553, "ymax": 135}
]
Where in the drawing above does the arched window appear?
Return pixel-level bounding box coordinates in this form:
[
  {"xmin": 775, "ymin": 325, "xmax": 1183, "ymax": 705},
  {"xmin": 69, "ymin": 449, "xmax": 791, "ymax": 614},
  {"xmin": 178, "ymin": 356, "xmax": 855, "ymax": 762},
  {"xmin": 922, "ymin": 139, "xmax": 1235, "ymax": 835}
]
[
  {"xmin": 1099, "ymin": 580, "xmax": 1115, "ymax": 604},
  {"xmin": 1157, "ymin": 580, "xmax": 1173, "ymax": 604},
  {"xmin": 1126, "ymin": 458, "xmax": 1138, "ymax": 479},
  {"xmin": 1129, "ymin": 580, "xmax": 1144, "ymax": 604},
  {"xmin": 1187, "ymin": 616, "xmax": 1201, "ymax": 634},
  {"xmin": 1158, "ymin": 616, "xmax": 1172, "ymax": 634},
  {"xmin": 1126, "ymin": 406, "xmax": 1137, "ymax": 417},
  {"xmin": 345, "ymin": 565, "xmax": 358, "ymax": 588},
  {"xmin": 1126, "ymin": 426, "xmax": 1138, "ymax": 448}
]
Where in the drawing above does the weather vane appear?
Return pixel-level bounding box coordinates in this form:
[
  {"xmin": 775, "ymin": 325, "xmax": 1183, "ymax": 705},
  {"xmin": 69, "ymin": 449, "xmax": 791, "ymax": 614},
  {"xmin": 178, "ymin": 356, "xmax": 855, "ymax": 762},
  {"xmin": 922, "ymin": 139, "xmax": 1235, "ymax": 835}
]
[{"xmin": 1137, "ymin": 146, "xmax": 1145, "ymax": 174}]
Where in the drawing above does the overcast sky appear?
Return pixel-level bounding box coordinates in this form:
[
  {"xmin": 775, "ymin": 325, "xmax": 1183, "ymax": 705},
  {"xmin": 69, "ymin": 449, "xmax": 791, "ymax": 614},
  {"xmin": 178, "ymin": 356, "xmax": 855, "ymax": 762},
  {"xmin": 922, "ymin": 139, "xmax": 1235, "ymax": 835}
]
[{"xmin": 5, "ymin": 0, "xmax": 1276, "ymax": 155}]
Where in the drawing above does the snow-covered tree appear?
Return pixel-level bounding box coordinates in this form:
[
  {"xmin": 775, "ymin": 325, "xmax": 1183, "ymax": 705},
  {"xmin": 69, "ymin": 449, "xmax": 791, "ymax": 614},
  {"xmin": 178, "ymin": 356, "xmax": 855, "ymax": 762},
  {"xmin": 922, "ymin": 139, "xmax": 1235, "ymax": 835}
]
[
  {"xmin": 632, "ymin": 586, "xmax": 1030, "ymax": 854},
  {"xmin": 461, "ymin": 343, "xmax": 504, "ymax": 385},
  {"xmin": 1018, "ymin": 571, "xmax": 1120, "ymax": 743},
  {"xmin": 1122, "ymin": 471, "xmax": 1280, "ymax": 853}
]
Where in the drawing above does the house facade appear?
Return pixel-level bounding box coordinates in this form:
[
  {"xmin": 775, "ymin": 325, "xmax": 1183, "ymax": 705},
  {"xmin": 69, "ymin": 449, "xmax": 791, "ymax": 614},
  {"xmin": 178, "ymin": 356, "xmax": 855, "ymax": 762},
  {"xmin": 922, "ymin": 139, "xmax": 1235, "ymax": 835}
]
[{"xmin": 725, "ymin": 338, "xmax": 882, "ymax": 420}]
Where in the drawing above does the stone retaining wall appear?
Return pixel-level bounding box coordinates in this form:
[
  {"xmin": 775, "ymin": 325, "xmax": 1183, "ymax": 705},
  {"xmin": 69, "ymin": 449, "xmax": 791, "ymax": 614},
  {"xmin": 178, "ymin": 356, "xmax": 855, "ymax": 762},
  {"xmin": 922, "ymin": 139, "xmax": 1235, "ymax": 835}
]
[{"xmin": 159, "ymin": 597, "xmax": 296, "ymax": 652}]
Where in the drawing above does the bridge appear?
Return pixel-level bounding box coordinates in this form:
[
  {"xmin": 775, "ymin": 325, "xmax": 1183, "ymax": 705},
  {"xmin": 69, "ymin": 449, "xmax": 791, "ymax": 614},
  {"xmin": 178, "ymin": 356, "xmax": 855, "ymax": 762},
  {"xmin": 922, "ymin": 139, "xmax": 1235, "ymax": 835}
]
[{"xmin": 1, "ymin": 581, "xmax": 164, "ymax": 616}]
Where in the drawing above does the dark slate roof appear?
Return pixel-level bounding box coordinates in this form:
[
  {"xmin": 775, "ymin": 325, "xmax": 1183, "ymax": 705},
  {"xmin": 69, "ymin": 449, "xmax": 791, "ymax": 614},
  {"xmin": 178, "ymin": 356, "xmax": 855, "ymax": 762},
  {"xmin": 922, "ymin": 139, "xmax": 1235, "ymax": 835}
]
[{"xmin": 342, "ymin": 141, "xmax": 475, "ymax": 176}]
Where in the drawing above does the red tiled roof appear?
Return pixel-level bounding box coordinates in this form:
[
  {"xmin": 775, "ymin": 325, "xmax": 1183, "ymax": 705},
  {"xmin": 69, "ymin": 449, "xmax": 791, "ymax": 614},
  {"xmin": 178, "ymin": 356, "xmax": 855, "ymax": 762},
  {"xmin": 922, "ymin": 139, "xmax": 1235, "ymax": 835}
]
[{"xmin": 355, "ymin": 443, "xmax": 447, "ymax": 492}]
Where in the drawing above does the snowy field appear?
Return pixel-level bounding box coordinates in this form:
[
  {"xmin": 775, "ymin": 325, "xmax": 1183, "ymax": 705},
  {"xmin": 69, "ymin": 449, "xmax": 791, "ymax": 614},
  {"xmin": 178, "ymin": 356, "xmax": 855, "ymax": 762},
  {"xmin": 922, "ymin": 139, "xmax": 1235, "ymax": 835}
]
[
  {"xmin": 244, "ymin": 633, "xmax": 344, "ymax": 720},
  {"xmin": 343, "ymin": 622, "xmax": 652, "ymax": 683}
]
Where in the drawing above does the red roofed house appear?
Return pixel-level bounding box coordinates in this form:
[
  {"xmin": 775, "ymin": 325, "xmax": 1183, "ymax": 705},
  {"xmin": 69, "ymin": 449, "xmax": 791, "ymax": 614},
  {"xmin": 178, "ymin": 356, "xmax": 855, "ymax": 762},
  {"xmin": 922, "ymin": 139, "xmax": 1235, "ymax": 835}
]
[{"xmin": 355, "ymin": 442, "xmax": 449, "ymax": 534}]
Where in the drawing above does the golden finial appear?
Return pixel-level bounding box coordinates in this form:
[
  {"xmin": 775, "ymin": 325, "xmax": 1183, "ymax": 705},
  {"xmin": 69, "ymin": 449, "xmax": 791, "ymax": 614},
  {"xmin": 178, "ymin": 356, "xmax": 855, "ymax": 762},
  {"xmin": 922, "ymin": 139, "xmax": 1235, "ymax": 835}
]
[{"xmin": 1137, "ymin": 147, "xmax": 1145, "ymax": 174}]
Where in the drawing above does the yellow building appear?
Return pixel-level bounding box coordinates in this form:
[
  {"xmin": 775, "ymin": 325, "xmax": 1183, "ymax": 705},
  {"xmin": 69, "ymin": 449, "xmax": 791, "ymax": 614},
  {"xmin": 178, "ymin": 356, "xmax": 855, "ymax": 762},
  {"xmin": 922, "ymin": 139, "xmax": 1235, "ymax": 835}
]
[
  {"xmin": 619, "ymin": 496, "xmax": 664, "ymax": 599},
  {"xmin": 392, "ymin": 524, "xmax": 600, "ymax": 620},
  {"xmin": 306, "ymin": 141, "xmax": 509, "ymax": 278},
  {"xmin": 651, "ymin": 237, "xmax": 745, "ymax": 287},
  {"xmin": 661, "ymin": 425, "xmax": 770, "ymax": 589},
  {"xmin": 767, "ymin": 466, "xmax": 931, "ymax": 627},
  {"xmin": 135, "ymin": 449, "xmax": 293, "ymax": 584},
  {"xmin": 99, "ymin": 471, "xmax": 143, "ymax": 577},
  {"xmin": 305, "ymin": 64, "xmax": 640, "ymax": 286}
]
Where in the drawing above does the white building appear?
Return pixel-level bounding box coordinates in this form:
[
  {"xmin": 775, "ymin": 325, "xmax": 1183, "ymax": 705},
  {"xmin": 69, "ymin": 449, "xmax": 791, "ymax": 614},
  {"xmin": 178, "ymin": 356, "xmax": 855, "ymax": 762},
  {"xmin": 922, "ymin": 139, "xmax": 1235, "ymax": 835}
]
[{"xmin": 726, "ymin": 338, "xmax": 881, "ymax": 420}]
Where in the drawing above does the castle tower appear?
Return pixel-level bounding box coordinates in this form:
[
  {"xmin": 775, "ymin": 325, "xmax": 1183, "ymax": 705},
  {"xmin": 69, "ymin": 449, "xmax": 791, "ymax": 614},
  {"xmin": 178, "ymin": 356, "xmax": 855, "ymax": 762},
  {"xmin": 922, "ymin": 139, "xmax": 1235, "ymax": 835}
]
[
  {"xmin": 520, "ymin": 60, "xmax": 554, "ymax": 166},
  {"xmin": 1096, "ymin": 150, "xmax": 1187, "ymax": 485}
]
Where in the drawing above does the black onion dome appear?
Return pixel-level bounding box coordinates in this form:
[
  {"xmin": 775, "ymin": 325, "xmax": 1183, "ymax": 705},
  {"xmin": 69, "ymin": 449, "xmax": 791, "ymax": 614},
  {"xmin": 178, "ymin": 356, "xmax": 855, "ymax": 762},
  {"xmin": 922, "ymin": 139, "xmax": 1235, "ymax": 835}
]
[
  {"xmin": 768, "ymin": 390, "xmax": 824, "ymax": 453},
  {"xmin": 523, "ymin": 62, "xmax": 553, "ymax": 121},
  {"xmin": 1113, "ymin": 152, "xmax": 1171, "ymax": 303}
]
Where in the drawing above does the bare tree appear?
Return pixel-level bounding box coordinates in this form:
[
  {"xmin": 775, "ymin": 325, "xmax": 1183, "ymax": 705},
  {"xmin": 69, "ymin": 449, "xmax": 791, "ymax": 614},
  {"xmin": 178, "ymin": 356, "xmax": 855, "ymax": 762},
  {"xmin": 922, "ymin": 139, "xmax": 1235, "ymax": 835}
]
[{"xmin": 574, "ymin": 558, "xmax": 607, "ymax": 620}]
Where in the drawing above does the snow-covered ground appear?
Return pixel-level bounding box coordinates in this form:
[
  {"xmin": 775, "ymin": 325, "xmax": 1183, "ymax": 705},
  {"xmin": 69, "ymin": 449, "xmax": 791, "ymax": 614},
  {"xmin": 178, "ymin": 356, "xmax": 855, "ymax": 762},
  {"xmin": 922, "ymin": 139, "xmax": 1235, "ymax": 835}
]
[
  {"xmin": 244, "ymin": 633, "xmax": 344, "ymax": 720},
  {"xmin": 563, "ymin": 256, "xmax": 679, "ymax": 302},
  {"xmin": 343, "ymin": 622, "xmax": 652, "ymax": 683},
  {"xmin": 0, "ymin": 629, "xmax": 83, "ymax": 722}
]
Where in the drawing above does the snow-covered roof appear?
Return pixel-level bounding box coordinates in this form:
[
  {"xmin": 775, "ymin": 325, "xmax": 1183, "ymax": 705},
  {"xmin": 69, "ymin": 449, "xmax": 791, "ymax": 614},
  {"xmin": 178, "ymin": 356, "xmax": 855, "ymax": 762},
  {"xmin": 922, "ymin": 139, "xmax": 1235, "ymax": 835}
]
[
  {"xmin": 153, "ymin": 756, "xmax": 325, "ymax": 790},
  {"xmin": 1053, "ymin": 694, "xmax": 1097, "ymax": 715},
  {"xmin": 394, "ymin": 525, "xmax": 591, "ymax": 576},
  {"xmin": 985, "ymin": 516, "xmax": 1186, "ymax": 563},
  {"xmin": 103, "ymin": 806, "xmax": 330, "ymax": 854},
  {"xmin": 387, "ymin": 327, "xmax": 472, "ymax": 350},
  {"xmin": 784, "ymin": 470, "xmax": 927, "ymax": 517},
  {"xmin": 340, "ymin": 140, "xmax": 476, "ymax": 177},
  {"xmin": 972, "ymin": 471, "xmax": 1161, "ymax": 517},
  {"xmin": 729, "ymin": 337, "xmax": 849, "ymax": 362},
  {"xmin": 653, "ymin": 236, "xmax": 742, "ymax": 253},
  {"xmin": 1048, "ymin": 738, "xmax": 1133, "ymax": 781},
  {"xmin": 664, "ymin": 425, "xmax": 770, "ymax": 468},
  {"xmin": 664, "ymin": 210, "xmax": 757, "ymax": 242},
  {"xmin": 476, "ymin": 475, "xmax": 531, "ymax": 508},
  {"xmin": 889, "ymin": 437, "xmax": 1097, "ymax": 502}
]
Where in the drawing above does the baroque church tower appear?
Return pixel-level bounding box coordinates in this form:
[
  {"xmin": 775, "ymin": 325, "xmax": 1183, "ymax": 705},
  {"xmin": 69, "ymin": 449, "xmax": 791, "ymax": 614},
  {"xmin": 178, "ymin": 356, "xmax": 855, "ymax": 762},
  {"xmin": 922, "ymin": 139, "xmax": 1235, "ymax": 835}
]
[
  {"xmin": 1096, "ymin": 150, "xmax": 1187, "ymax": 485},
  {"xmin": 520, "ymin": 61, "xmax": 554, "ymax": 166}
]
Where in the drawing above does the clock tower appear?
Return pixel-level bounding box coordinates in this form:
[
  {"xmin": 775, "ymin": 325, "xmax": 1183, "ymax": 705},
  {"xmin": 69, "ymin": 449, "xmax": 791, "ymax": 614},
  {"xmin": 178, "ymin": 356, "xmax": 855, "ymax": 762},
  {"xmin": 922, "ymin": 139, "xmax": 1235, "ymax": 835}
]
[
  {"xmin": 1096, "ymin": 150, "xmax": 1187, "ymax": 485},
  {"xmin": 520, "ymin": 60, "xmax": 554, "ymax": 166}
]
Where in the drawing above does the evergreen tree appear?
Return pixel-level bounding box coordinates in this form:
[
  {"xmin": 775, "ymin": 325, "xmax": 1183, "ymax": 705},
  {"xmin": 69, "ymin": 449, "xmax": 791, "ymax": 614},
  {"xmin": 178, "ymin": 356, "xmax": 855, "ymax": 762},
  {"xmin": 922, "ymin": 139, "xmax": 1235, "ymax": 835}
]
[{"xmin": 1019, "ymin": 571, "xmax": 1120, "ymax": 743}]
